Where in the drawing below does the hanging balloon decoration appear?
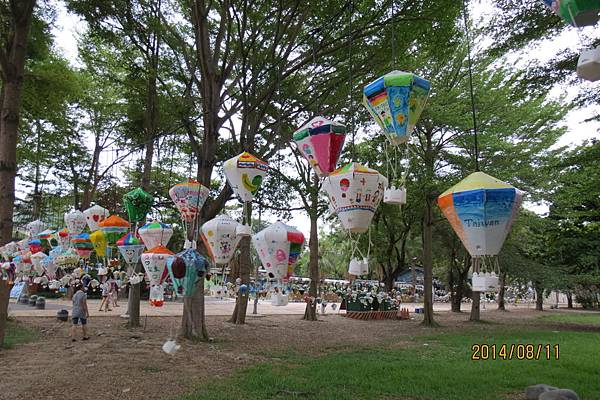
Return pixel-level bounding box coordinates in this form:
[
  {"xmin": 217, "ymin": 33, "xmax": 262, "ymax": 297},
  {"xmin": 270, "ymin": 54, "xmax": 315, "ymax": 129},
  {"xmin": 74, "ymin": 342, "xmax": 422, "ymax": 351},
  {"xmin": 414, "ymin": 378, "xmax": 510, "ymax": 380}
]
[
  {"xmin": 117, "ymin": 233, "xmax": 145, "ymax": 274},
  {"xmin": 123, "ymin": 188, "xmax": 154, "ymax": 223},
  {"xmin": 169, "ymin": 180, "xmax": 210, "ymax": 223},
  {"xmin": 322, "ymin": 163, "xmax": 387, "ymax": 276},
  {"xmin": 38, "ymin": 229, "xmax": 55, "ymax": 250},
  {"xmin": 141, "ymin": 245, "xmax": 173, "ymax": 306},
  {"xmin": 26, "ymin": 220, "xmax": 46, "ymax": 238},
  {"xmin": 98, "ymin": 215, "xmax": 130, "ymax": 245},
  {"xmin": 83, "ymin": 204, "xmax": 109, "ymax": 232},
  {"xmin": 89, "ymin": 230, "xmax": 108, "ymax": 258},
  {"xmin": 363, "ymin": 71, "xmax": 430, "ymax": 205},
  {"xmin": 71, "ymin": 233, "xmax": 94, "ymax": 260},
  {"xmin": 252, "ymin": 221, "xmax": 305, "ymax": 281},
  {"xmin": 28, "ymin": 239, "xmax": 43, "ymax": 254},
  {"xmin": 64, "ymin": 210, "xmax": 87, "ymax": 236},
  {"xmin": 30, "ymin": 252, "xmax": 47, "ymax": 276},
  {"xmin": 168, "ymin": 249, "xmax": 208, "ymax": 297},
  {"xmin": 138, "ymin": 220, "xmax": 173, "ymax": 250},
  {"xmin": 57, "ymin": 229, "xmax": 71, "ymax": 249},
  {"xmin": 224, "ymin": 152, "xmax": 269, "ymax": 203},
  {"xmin": 542, "ymin": 0, "xmax": 600, "ymax": 81},
  {"xmin": 438, "ymin": 171, "xmax": 523, "ymax": 292},
  {"xmin": 201, "ymin": 214, "xmax": 243, "ymax": 265},
  {"xmin": 292, "ymin": 117, "xmax": 347, "ymax": 177}
]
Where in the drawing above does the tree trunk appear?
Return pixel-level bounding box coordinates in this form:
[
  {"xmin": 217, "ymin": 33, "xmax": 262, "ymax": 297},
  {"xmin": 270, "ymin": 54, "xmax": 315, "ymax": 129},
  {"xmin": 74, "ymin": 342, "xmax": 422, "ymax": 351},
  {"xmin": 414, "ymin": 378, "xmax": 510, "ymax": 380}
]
[
  {"xmin": 470, "ymin": 258, "xmax": 480, "ymax": 321},
  {"xmin": 535, "ymin": 285, "xmax": 544, "ymax": 311},
  {"xmin": 0, "ymin": 280, "xmax": 11, "ymax": 349},
  {"xmin": 181, "ymin": 278, "xmax": 209, "ymax": 340},
  {"xmin": 566, "ymin": 292, "xmax": 573, "ymax": 309},
  {"xmin": 229, "ymin": 235, "xmax": 251, "ymax": 324},
  {"xmin": 303, "ymin": 180, "xmax": 319, "ymax": 321},
  {"xmin": 422, "ymin": 200, "xmax": 435, "ymax": 326},
  {"xmin": 497, "ymin": 271, "xmax": 507, "ymax": 311}
]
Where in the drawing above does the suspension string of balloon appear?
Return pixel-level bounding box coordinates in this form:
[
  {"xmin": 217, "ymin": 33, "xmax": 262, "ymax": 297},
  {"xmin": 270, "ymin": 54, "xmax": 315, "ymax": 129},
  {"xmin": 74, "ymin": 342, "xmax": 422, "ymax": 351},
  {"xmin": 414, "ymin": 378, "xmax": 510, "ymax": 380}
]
[
  {"xmin": 347, "ymin": 1, "xmax": 355, "ymax": 161},
  {"xmin": 391, "ymin": 0, "xmax": 396, "ymax": 69},
  {"xmin": 462, "ymin": 0, "xmax": 479, "ymax": 172},
  {"xmin": 566, "ymin": 4, "xmax": 585, "ymax": 48}
]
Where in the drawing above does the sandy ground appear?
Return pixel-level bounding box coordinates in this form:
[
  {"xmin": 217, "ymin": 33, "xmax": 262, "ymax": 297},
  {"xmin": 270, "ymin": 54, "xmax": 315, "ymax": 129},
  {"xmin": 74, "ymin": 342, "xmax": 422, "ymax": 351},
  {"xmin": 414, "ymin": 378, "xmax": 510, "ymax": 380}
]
[
  {"xmin": 7, "ymin": 296, "xmax": 541, "ymax": 317},
  {"xmin": 0, "ymin": 307, "xmax": 585, "ymax": 400}
]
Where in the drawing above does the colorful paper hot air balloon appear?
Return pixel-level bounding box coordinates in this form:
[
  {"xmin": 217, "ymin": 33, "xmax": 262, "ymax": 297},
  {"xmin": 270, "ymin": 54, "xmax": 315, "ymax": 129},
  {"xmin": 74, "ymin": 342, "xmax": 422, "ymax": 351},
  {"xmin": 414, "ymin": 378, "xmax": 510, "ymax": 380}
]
[
  {"xmin": 138, "ymin": 220, "xmax": 173, "ymax": 250},
  {"xmin": 363, "ymin": 71, "xmax": 431, "ymax": 145},
  {"xmin": 224, "ymin": 152, "xmax": 268, "ymax": 202},
  {"xmin": 57, "ymin": 229, "xmax": 70, "ymax": 249},
  {"xmin": 117, "ymin": 233, "xmax": 145, "ymax": 271},
  {"xmin": 98, "ymin": 215, "xmax": 129, "ymax": 245},
  {"xmin": 28, "ymin": 239, "xmax": 43, "ymax": 254},
  {"xmin": 168, "ymin": 249, "xmax": 208, "ymax": 296},
  {"xmin": 89, "ymin": 230, "xmax": 108, "ymax": 257},
  {"xmin": 141, "ymin": 246, "xmax": 173, "ymax": 286},
  {"xmin": 83, "ymin": 204, "xmax": 109, "ymax": 232},
  {"xmin": 293, "ymin": 117, "xmax": 346, "ymax": 177},
  {"xmin": 55, "ymin": 248, "xmax": 80, "ymax": 267},
  {"xmin": 42, "ymin": 256, "xmax": 57, "ymax": 279},
  {"xmin": 71, "ymin": 233, "xmax": 94, "ymax": 259},
  {"xmin": 0, "ymin": 241, "xmax": 18, "ymax": 260},
  {"xmin": 252, "ymin": 222, "xmax": 305, "ymax": 280},
  {"xmin": 64, "ymin": 210, "xmax": 87, "ymax": 235},
  {"xmin": 26, "ymin": 220, "xmax": 46, "ymax": 237},
  {"xmin": 543, "ymin": 0, "xmax": 600, "ymax": 26},
  {"xmin": 322, "ymin": 163, "xmax": 388, "ymax": 233},
  {"xmin": 123, "ymin": 187, "xmax": 154, "ymax": 223},
  {"xmin": 437, "ymin": 171, "xmax": 523, "ymax": 257},
  {"xmin": 30, "ymin": 252, "xmax": 47, "ymax": 276},
  {"xmin": 169, "ymin": 180, "xmax": 210, "ymax": 222},
  {"xmin": 201, "ymin": 214, "xmax": 243, "ymax": 265}
]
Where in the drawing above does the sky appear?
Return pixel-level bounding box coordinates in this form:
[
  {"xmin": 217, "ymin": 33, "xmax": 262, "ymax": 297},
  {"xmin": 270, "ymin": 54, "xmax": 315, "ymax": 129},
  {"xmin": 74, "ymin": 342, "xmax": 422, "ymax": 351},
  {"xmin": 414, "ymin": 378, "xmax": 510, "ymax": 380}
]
[{"xmin": 49, "ymin": 1, "xmax": 599, "ymax": 237}]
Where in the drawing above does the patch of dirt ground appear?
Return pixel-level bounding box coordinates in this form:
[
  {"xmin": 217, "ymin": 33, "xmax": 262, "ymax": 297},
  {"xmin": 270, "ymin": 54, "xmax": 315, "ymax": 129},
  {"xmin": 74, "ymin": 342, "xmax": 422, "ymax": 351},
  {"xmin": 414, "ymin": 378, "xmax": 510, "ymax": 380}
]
[{"xmin": 0, "ymin": 309, "xmax": 578, "ymax": 400}]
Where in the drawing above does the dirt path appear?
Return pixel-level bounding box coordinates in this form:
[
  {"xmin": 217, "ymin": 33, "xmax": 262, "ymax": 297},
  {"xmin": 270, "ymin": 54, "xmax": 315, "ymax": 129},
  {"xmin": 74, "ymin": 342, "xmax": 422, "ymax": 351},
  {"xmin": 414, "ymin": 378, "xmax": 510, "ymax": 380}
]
[{"xmin": 0, "ymin": 309, "xmax": 581, "ymax": 400}]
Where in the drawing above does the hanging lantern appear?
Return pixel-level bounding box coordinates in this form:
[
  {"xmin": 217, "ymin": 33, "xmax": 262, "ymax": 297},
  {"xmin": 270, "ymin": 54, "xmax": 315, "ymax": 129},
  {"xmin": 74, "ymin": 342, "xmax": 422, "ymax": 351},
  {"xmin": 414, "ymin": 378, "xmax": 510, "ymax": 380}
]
[
  {"xmin": 322, "ymin": 163, "xmax": 388, "ymax": 233},
  {"xmin": 98, "ymin": 215, "xmax": 130, "ymax": 245},
  {"xmin": 89, "ymin": 230, "xmax": 108, "ymax": 257},
  {"xmin": 138, "ymin": 220, "xmax": 173, "ymax": 250},
  {"xmin": 123, "ymin": 188, "xmax": 154, "ymax": 223},
  {"xmin": 71, "ymin": 233, "xmax": 94, "ymax": 259},
  {"xmin": 168, "ymin": 249, "xmax": 208, "ymax": 297},
  {"xmin": 437, "ymin": 172, "xmax": 523, "ymax": 258},
  {"xmin": 141, "ymin": 246, "xmax": 173, "ymax": 286},
  {"xmin": 223, "ymin": 152, "xmax": 268, "ymax": 202},
  {"xmin": 363, "ymin": 70, "xmax": 431, "ymax": 146},
  {"xmin": 55, "ymin": 248, "xmax": 80, "ymax": 267},
  {"xmin": 252, "ymin": 221, "xmax": 305, "ymax": 280},
  {"xmin": 544, "ymin": 0, "xmax": 600, "ymax": 26},
  {"xmin": 64, "ymin": 210, "xmax": 87, "ymax": 235},
  {"xmin": 26, "ymin": 220, "xmax": 46, "ymax": 237},
  {"xmin": 42, "ymin": 256, "xmax": 57, "ymax": 280},
  {"xmin": 57, "ymin": 229, "xmax": 70, "ymax": 249},
  {"xmin": 28, "ymin": 239, "xmax": 43, "ymax": 254},
  {"xmin": 117, "ymin": 233, "xmax": 145, "ymax": 272},
  {"xmin": 30, "ymin": 252, "xmax": 47, "ymax": 276},
  {"xmin": 83, "ymin": 204, "xmax": 109, "ymax": 232},
  {"xmin": 169, "ymin": 180, "xmax": 210, "ymax": 222},
  {"xmin": 200, "ymin": 214, "xmax": 243, "ymax": 265},
  {"xmin": 292, "ymin": 117, "xmax": 346, "ymax": 177},
  {"xmin": 0, "ymin": 241, "xmax": 18, "ymax": 260},
  {"xmin": 577, "ymin": 46, "xmax": 600, "ymax": 82},
  {"xmin": 38, "ymin": 229, "xmax": 55, "ymax": 249},
  {"xmin": 141, "ymin": 246, "xmax": 173, "ymax": 306}
]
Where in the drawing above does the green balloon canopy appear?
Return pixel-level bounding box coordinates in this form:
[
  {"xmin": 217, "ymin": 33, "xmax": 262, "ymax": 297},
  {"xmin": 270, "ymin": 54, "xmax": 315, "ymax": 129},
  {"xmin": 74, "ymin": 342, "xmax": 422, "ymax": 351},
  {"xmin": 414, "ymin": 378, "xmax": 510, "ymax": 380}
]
[{"xmin": 123, "ymin": 187, "xmax": 154, "ymax": 222}]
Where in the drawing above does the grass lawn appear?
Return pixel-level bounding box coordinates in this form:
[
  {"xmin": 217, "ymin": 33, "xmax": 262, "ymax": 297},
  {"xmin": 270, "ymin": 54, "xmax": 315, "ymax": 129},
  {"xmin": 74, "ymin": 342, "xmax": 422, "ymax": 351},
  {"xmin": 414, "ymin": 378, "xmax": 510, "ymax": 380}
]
[
  {"xmin": 180, "ymin": 328, "xmax": 600, "ymax": 400},
  {"xmin": 540, "ymin": 312, "xmax": 600, "ymax": 326},
  {"xmin": 3, "ymin": 319, "xmax": 38, "ymax": 349}
]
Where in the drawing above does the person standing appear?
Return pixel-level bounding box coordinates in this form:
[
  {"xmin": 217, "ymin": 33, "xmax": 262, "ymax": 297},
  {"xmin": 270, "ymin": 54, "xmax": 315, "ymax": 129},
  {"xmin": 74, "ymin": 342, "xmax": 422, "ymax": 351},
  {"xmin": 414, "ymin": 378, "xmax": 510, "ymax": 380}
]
[
  {"xmin": 70, "ymin": 283, "xmax": 90, "ymax": 342},
  {"xmin": 99, "ymin": 278, "xmax": 112, "ymax": 312}
]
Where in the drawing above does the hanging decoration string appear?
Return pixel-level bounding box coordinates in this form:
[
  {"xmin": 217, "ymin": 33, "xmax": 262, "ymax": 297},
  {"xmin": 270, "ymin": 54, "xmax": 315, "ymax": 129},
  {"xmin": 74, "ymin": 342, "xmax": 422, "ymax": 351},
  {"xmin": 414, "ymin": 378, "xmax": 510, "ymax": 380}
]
[
  {"xmin": 347, "ymin": 1, "xmax": 355, "ymax": 161},
  {"xmin": 462, "ymin": 0, "xmax": 480, "ymax": 172}
]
